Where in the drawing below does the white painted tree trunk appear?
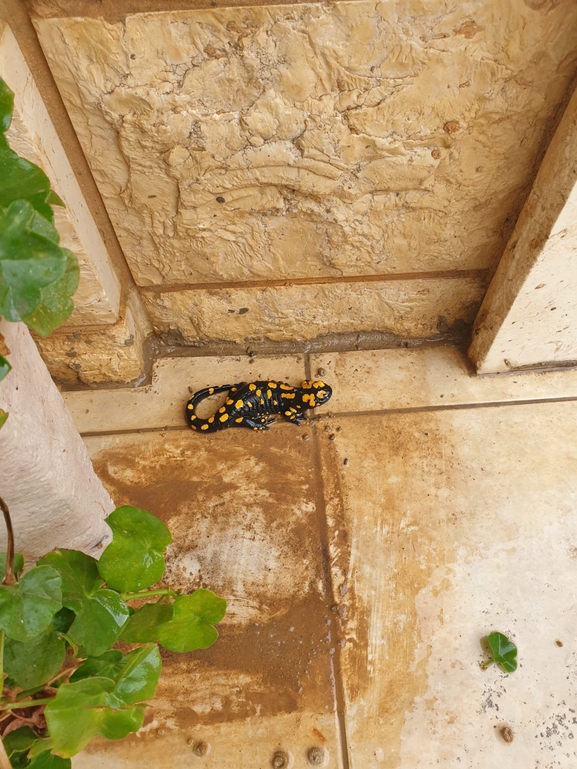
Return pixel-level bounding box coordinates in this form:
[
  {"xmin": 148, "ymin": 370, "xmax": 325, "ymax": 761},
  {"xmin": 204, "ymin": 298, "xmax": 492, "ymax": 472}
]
[{"xmin": 0, "ymin": 320, "xmax": 113, "ymax": 557}]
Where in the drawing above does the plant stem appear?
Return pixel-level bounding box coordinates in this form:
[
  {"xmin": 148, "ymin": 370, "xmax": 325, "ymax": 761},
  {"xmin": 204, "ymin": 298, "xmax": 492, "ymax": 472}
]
[
  {"xmin": 121, "ymin": 588, "xmax": 177, "ymax": 601},
  {"xmin": 0, "ymin": 736, "xmax": 11, "ymax": 769},
  {"xmin": 0, "ymin": 498, "xmax": 15, "ymax": 586},
  {"xmin": 0, "ymin": 697, "xmax": 53, "ymax": 710}
]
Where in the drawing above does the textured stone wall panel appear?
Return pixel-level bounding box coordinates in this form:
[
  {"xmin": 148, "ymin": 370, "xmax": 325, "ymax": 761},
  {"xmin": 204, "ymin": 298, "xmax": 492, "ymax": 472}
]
[
  {"xmin": 142, "ymin": 277, "xmax": 485, "ymax": 344},
  {"xmin": 34, "ymin": 2, "xmax": 577, "ymax": 286},
  {"xmin": 36, "ymin": 293, "xmax": 152, "ymax": 384}
]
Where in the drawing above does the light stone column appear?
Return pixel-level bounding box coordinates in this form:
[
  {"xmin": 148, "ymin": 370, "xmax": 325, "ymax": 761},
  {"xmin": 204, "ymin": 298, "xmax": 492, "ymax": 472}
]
[
  {"xmin": 469, "ymin": 86, "xmax": 577, "ymax": 374},
  {"xmin": 0, "ymin": 320, "xmax": 113, "ymax": 558}
]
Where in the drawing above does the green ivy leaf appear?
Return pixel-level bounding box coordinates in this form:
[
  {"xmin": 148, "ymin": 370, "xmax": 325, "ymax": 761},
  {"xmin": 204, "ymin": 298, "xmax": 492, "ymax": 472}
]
[
  {"xmin": 70, "ymin": 646, "xmax": 161, "ymax": 707},
  {"xmin": 70, "ymin": 650, "xmax": 124, "ymax": 683},
  {"xmin": 39, "ymin": 549, "xmax": 103, "ymax": 602},
  {"xmin": 51, "ymin": 606, "xmax": 75, "ymax": 634},
  {"xmin": 68, "ymin": 590, "xmax": 130, "ymax": 657},
  {"xmin": 120, "ymin": 602, "xmax": 173, "ymax": 643},
  {"xmin": 0, "ymin": 78, "xmax": 14, "ymax": 133},
  {"xmin": 0, "ymin": 565, "xmax": 62, "ymax": 641},
  {"xmin": 98, "ymin": 507, "xmax": 172, "ymax": 592},
  {"xmin": 0, "ymin": 408, "xmax": 7, "ymax": 428},
  {"xmin": 39, "ymin": 550, "xmax": 129, "ymax": 656},
  {"xmin": 157, "ymin": 589, "xmax": 226, "ymax": 652},
  {"xmin": 28, "ymin": 751, "xmax": 71, "ymax": 769},
  {"xmin": 100, "ymin": 705, "xmax": 146, "ymax": 741},
  {"xmin": 2, "ymin": 727, "xmax": 36, "ymax": 758},
  {"xmin": 482, "ymin": 631, "xmax": 518, "ymax": 673},
  {"xmin": 0, "ymin": 135, "xmax": 64, "ymax": 222},
  {"xmin": 0, "ymin": 551, "xmax": 25, "ymax": 579},
  {"xmin": 4, "ymin": 626, "xmax": 66, "ymax": 689},
  {"xmin": 109, "ymin": 644, "xmax": 162, "ymax": 706},
  {"xmin": 0, "ymin": 353, "xmax": 10, "ymax": 381},
  {"xmin": 45, "ymin": 677, "xmax": 146, "ymax": 758},
  {"xmin": 22, "ymin": 249, "xmax": 79, "ymax": 337},
  {"xmin": 0, "ymin": 201, "xmax": 66, "ymax": 321}
]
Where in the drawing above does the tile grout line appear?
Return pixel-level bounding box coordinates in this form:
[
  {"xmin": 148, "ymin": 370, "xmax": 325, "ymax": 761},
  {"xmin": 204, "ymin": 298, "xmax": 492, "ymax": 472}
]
[
  {"xmin": 305, "ymin": 352, "xmax": 352, "ymax": 769},
  {"xmin": 77, "ymin": 393, "xmax": 577, "ymax": 438}
]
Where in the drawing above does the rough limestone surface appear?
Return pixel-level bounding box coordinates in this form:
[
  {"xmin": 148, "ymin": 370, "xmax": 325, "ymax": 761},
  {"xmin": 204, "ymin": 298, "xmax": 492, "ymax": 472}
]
[
  {"xmin": 34, "ymin": 2, "xmax": 577, "ymax": 288},
  {"xmin": 142, "ymin": 276, "xmax": 484, "ymax": 344},
  {"xmin": 0, "ymin": 320, "xmax": 113, "ymax": 557},
  {"xmin": 35, "ymin": 293, "xmax": 152, "ymax": 384},
  {"xmin": 469, "ymin": 84, "xmax": 577, "ymax": 373},
  {"xmin": 0, "ymin": 21, "xmax": 121, "ymax": 325}
]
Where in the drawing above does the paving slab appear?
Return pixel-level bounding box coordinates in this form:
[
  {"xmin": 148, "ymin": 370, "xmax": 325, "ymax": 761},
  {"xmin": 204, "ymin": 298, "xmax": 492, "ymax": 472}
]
[
  {"xmin": 64, "ymin": 354, "xmax": 306, "ymax": 434},
  {"xmin": 317, "ymin": 401, "xmax": 577, "ymax": 768},
  {"xmin": 310, "ymin": 347, "xmax": 577, "ymax": 414},
  {"xmin": 81, "ymin": 425, "xmax": 343, "ymax": 768}
]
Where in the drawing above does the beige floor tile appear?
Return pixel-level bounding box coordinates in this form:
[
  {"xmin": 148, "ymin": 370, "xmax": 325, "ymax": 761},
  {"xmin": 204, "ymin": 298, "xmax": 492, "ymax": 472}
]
[
  {"xmin": 311, "ymin": 347, "xmax": 577, "ymax": 414},
  {"xmin": 318, "ymin": 402, "xmax": 577, "ymax": 768},
  {"xmin": 77, "ymin": 713, "xmax": 340, "ymax": 768},
  {"xmin": 64, "ymin": 354, "xmax": 306, "ymax": 434},
  {"xmin": 81, "ymin": 425, "xmax": 342, "ymax": 768}
]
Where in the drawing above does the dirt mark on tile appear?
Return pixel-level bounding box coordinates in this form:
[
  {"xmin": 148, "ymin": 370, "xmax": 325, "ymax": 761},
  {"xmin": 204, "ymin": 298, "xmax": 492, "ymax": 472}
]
[
  {"xmin": 317, "ymin": 414, "xmax": 456, "ymax": 768},
  {"xmin": 90, "ymin": 426, "xmax": 337, "ymax": 725}
]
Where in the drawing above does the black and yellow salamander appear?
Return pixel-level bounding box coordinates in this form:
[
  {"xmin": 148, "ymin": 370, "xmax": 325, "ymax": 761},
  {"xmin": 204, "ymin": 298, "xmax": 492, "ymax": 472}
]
[{"xmin": 185, "ymin": 380, "xmax": 332, "ymax": 432}]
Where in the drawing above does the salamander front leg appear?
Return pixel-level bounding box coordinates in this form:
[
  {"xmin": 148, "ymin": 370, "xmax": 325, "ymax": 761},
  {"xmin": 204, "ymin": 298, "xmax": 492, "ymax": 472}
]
[{"xmin": 244, "ymin": 416, "xmax": 276, "ymax": 431}]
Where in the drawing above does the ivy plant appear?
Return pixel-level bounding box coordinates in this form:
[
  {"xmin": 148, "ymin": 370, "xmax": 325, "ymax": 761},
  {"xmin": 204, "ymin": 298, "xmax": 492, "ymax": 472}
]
[
  {"xmin": 0, "ymin": 499, "xmax": 226, "ymax": 767},
  {"xmin": 480, "ymin": 631, "xmax": 518, "ymax": 673},
  {"xmin": 0, "ymin": 76, "xmax": 80, "ymax": 426}
]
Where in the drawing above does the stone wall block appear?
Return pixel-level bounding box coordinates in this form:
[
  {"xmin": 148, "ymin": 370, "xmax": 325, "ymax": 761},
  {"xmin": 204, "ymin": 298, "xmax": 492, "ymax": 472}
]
[
  {"xmin": 0, "ymin": 21, "xmax": 121, "ymax": 325},
  {"xmin": 33, "ymin": 2, "xmax": 577, "ymax": 286},
  {"xmin": 142, "ymin": 276, "xmax": 485, "ymax": 345},
  {"xmin": 469, "ymin": 84, "xmax": 577, "ymax": 373},
  {"xmin": 36, "ymin": 292, "xmax": 152, "ymax": 384}
]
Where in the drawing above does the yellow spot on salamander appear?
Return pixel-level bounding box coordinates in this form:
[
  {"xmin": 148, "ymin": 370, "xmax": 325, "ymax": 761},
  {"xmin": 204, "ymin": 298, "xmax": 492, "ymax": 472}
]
[
  {"xmin": 317, "ymin": 390, "xmax": 326, "ymax": 399},
  {"xmin": 283, "ymin": 392, "xmax": 296, "ymax": 399},
  {"xmin": 235, "ymin": 399, "xmax": 244, "ymax": 408},
  {"xmin": 313, "ymin": 381, "xmax": 324, "ymax": 388},
  {"xmin": 226, "ymin": 398, "xmax": 234, "ymax": 405},
  {"xmin": 208, "ymin": 416, "xmax": 215, "ymax": 423},
  {"xmin": 191, "ymin": 424, "xmax": 197, "ymax": 430},
  {"xmin": 309, "ymin": 395, "xmax": 316, "ymax": 407},
  {"xmin": 231, "ymin": 387, "xmax": 237, "ymax": 392},
  {"xmin": 284, "ymin": 410, "xmax": 292, "ymax": 416},
  {"xmin": 279, "ymin": 383, "xmax": 293, "ymax": 391},
  {"xmin": 260, "ymin": 399, "xmax": 264, "ymax": 405},
  {"xmin": 268, "ymin": 382, "xmax": 277, "ymax": 388},
  {"xmin": 249, "ymin": 383, "xmax": 257, "ymax": 391},
  {"xmin": 189, "ymin": 414, "xmax": 197, "ymax": 420},
  {"xmin": 235, "ymin": 417, "xmax": 243, "ymax": 423},
  {"xmin": 256, "ymin": 389, "xmax": 262, "ymax": 396},
  {"xmin": 187, "ymin": 403, "xmax": 194, "ymax": 410},
  {"xmin": 200, "ymin": 424, "xmax": 209, "ymax": 430},
  {"xmin": 302, "ymin": 393, "xmax": 311, "ymax": 403},
  {"xmin": 219, "ymin": 413, "xmax": 229, "ymax": 422},
  {"xmin": 209, "ymin": 388, "xmax": 214, "ymax": 394},
  {"xmin": 219, "ymin": 406, "xmax": 226, "ymax": 413},
  {"xmin": 266, "ymin": 389, "xmax": 272, "ymax": 398}
]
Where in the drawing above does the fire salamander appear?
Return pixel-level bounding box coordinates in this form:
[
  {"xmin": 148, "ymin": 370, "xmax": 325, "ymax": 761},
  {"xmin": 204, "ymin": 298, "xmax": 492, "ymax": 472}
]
[{"xmin": 185, "ymin": 380, "xmax": 332, "ymax": 433}]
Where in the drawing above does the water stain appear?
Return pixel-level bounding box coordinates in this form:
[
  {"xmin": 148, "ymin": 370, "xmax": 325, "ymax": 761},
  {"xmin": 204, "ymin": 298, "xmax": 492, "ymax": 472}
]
[{"xmin": 89, "ymin": 425, "xmax": 337, "ymax": 726}]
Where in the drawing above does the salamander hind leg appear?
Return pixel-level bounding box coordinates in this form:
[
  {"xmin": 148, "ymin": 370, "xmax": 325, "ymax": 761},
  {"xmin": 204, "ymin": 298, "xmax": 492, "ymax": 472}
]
[{"xmin": 244, "ymin": 416, "xmax": 275, "ymax": 431}]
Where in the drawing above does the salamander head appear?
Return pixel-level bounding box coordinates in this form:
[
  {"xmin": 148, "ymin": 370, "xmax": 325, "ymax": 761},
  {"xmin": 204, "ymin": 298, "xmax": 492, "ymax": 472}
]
[{"xmin": 300, "ymin": 380, "xmax": 333, "ymax": 405}]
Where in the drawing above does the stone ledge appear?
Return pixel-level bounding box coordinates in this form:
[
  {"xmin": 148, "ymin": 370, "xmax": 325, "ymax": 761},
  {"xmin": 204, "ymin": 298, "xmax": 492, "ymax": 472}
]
[
  {"xmin": 141, "ymin": 276, "xmax": 485, "ymax": 345},
  {"xmin": 35, "ymin": 292, "xmax": 152, "ymax": 384}
]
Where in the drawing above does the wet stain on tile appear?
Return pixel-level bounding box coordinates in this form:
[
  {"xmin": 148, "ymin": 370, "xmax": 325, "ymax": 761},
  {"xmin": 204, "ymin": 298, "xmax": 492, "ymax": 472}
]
[
  {"xmin": 318, "ymin": 413, "xmax": 454, "ymax": 768},
  {"xmin": 89, "ymin": 426, "xmax": 337, "ymax": 727}
]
